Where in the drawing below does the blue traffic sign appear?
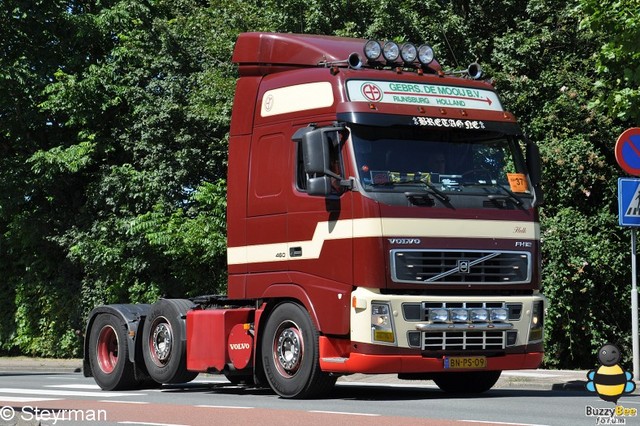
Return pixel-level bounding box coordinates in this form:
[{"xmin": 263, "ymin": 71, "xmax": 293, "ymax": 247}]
[
  {"xmin": 619, "ymin": 178, "xmax": 640, "ymax": 226},
  {"xmin": 615, "ymin": 128, "xmax": 640, "ymax": 176}
]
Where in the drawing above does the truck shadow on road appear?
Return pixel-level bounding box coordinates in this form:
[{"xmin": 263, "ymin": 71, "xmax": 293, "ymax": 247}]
[{"xmin": 160, "ymin": 380, "xmax": 596, "ymax": 401}]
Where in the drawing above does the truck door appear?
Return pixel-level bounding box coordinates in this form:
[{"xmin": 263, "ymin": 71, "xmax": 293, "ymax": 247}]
[
  {"xmin": 288, "ymin": 127, "xmax": 354, "ymax": 292},
  {"xmin": 245, "ymin": 130, "xmax": 289, "ymax": 279}
]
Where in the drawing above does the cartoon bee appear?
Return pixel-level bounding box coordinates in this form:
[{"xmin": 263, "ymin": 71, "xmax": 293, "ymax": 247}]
[{"xmin": 586, "ymin": 343, "xmax": 636, "ymax": 404}]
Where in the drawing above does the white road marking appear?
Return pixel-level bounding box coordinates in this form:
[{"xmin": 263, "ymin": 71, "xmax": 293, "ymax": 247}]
[
  {"xmin": 309, "ymin": 410, "xmax": 380, "ymax": 417},
  {"xmin": 0, "ymin": 388, "xmax": 145, "ymax": 397},
  {"xmin": 99, "ymin": 400, "xmax": 150, "ymax": 404},
  {"xmin": 0, "ymin": 396, "xmax": 63, "ymax": 402},
  {"xmin": 46, "ymin": 384, "xmax": 102, "ymax": 389},
  {"xmin": 501, "ymin": 371, "xmax": 561, "ymax": 378},
  {"xmin": 118, "ymin": 422, "xmax": 189, "ymax": 426},
  {"xmin": 194, "ymin": 405, "xmax": 254, "ymax": 409},
  {"xmin": 337, "ymin": 381, "xmax": 439, "ymax": 389},
  {"xmin": 461, "ymin": 421, "xmax": 549, "ymax": 426}
]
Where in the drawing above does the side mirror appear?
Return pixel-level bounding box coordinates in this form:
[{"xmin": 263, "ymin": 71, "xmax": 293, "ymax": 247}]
[
  {"xmin": 526, "ymin": 141, "xmax": 544, "ymax": 206},
  {"xmin": 292, "ymin": 125, "xmax": 346, "ymax": 197},
  {"xmin": 301, "ymin": 128, "xmax": 331, "ymax": 175},
  {"xmin": 307, "ymin": 176, "xmax": 332, "ymax": 196}
]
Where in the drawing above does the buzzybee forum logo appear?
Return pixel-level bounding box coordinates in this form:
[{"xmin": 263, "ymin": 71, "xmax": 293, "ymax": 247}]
[
  {"xmin": 587, "ymin": 343, "xmax": 635, "ymax": 403},
  {"xmin": 585, "ymin": 343, "xmax": 637, "ymax": 423}
]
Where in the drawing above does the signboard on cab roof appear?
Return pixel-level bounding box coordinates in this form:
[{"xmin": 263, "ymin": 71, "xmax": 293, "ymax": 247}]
[{"xmin": 346, "ymin": 80, "xmax": 503, "ymax": 112}]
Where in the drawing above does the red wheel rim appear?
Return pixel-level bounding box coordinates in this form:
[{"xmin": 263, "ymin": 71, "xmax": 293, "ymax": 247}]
[{"xmin": 96, "ymin": 325, "xmax": 119, "ymax": 374}]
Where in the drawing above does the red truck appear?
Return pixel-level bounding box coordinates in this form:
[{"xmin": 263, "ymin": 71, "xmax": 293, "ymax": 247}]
[{"xmin": 83, "ymin": 32, "xmax": 546, "ymax": 398}]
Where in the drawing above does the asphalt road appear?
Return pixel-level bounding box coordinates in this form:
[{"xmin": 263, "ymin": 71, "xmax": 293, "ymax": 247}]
[{"xmin": 1, "ymin": 359, "xmax": 637, "ymax": 426}]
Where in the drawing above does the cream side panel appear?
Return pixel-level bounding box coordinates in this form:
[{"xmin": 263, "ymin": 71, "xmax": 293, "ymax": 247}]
[
  {"xmin": 260, "ymin": 82, "xmax": 334, "ymax": 117},
  {"xmin": 227, "ymin": 218, "xmax": 539, "ymax": 265},
  {"xmin": 381, "ymin": 218, "xmax": 539, "ymax": 240}
]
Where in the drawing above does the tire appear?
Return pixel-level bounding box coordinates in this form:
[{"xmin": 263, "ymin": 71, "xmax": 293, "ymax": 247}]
[
  {"xmin": 433, "ymin": 370, "xmax": 502, "ymax": 394},
  {"xmin": 88, "ymin": 313, "xmax": 137, "ymax": 391},
  {"xmin": 261, "ymin": 302, "xmax": 336, "ymax": 398},
  {"xmin": 142, "ymin": 299, "xmax": 198, "ymax": 384}
]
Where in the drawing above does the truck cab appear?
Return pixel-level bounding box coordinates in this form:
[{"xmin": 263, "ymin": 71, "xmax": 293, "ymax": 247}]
[{"xmin": 84, "ymin": 32, "xmax": 545, "ymax": 399}]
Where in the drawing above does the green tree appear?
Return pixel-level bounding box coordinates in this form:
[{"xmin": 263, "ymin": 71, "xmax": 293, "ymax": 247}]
[
  {"xmin": 579, "ymin": 0, "xmax": 640, "ymax": 121},
  {"xmin": 0, "ymin": 0, "xmax": 100, "ymax": 356},
  {"xmin": 0, "ymin": 0, "xmax": 637, "ymax": 366}
]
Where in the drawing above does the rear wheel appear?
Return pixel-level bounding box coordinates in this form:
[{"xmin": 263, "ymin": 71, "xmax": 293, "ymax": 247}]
[
  {"xmin": 142, "ymin": 299, "xmax": 198, "ymax": 384},
  {"xmin": 433, "ymin": 370, "xmax": 501, "ymax": 394},
  {"xmin": 261, "ymin": 302, "xmax": 336, "ymax": 398},
  {"xmin": 89, "ymin": 314, "xmax": 136, "ymax": 390}
]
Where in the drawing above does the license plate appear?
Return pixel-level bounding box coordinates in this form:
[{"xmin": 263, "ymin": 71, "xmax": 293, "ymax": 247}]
[{"xmin": 444, "ymin": 356, "xmax": 487, "ymax": 369}]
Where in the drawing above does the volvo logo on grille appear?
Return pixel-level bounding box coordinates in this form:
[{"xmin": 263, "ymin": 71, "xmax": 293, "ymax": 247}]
[{"xmin": 457, "ymin": 260, "xmax": 471, "ymax": 273}]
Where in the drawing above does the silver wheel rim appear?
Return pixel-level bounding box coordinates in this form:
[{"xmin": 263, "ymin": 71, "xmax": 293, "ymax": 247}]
[
  {"xmin": 273, "ymin": 320, "xmax": 304, "ymax": 378},
  {"xmin": 149, "ymin": 317, "xmax": 172, "ymax": 367}
]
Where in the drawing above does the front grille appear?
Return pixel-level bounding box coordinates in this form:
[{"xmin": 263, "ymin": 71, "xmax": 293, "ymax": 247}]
[
  {"xmin": 423, "ymin": 331, "xmax": 505, "ymax": 350},
  {"xmin": 391, "ymin": 249, "xmax": 531, "ymax": 284}
]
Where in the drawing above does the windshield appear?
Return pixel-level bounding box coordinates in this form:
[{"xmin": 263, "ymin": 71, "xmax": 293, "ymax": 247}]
[{"xmin": 350, "ymin": 124, "xmax": 530, "ymax": 196}]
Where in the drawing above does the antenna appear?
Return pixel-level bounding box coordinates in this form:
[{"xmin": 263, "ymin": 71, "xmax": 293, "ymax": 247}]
[{"xmin": 440, "ymin": 24, "xmax": 459, "ymax": 68}]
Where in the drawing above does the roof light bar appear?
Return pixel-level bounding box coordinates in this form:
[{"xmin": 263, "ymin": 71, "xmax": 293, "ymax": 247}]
[{"xmin": 361, "ymin": 39, "xmax": 438, "ymax": 70}]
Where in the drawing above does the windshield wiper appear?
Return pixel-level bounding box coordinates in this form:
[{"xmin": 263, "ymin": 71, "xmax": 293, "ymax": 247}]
[
  {"xmin": 402, "ymin": 184, "xmax": 450, "ymax": 203},
  {"xmin": 370, "ymin": 179, "xmax": 450, "ymax": 203},
  {"xmin": 460, "ymin": 181, "xmax": 524, "ymax": 206},
  {"xmin": 487, "ymin": 184, "xmax": 523, "ymax": 206},
  {"xmin": 423, "ymin": 181, "xmax": 450, "ymax": 202}
]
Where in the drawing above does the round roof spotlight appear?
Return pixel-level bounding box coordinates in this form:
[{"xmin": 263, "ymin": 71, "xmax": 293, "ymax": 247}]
[
  {"xmin": 364, "ymin": 40, "xmax": 382, "ymax": 61},
  {"xmin": 417, "ymin": 44, "xmax": 435, "ymax": 65},
  {"xmin": 382, "ymin": 41, "xmax": 400, "ymax": 62},
  {"xmin": 400, "ymin": 43, "xmax": 417, "ymax": 63}
]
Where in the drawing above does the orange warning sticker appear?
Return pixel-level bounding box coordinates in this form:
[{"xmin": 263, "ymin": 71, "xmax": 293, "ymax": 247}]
[{"xmin": 507, "ymin": 173, "xmax": 529, "ymax": 192}]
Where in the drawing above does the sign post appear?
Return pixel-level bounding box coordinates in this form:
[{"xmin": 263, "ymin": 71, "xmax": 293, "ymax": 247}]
[
  {"xmin": 616, "ymin": 127, "xmax": 640, "ymax": 384},
  {"xmin": 633, "ymin": 228, "xmax": 639, "ymax": 387}
]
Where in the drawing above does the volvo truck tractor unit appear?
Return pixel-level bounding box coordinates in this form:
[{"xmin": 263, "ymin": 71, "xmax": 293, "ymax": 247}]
[{"xmin": 83, "ymin": 32, "xmax": 546, "ymax": 398}]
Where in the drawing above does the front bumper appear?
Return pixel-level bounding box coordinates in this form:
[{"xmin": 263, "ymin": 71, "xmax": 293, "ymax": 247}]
[
  {"xmin": 318, "ymin": 287, "xmax": 545, "ymax": 374},
  {"xmin": 318, "ymin": 336, "xmax": 543, "ymax": 373}
]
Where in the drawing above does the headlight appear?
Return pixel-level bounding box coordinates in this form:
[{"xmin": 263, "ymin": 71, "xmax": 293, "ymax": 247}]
[
  {"xmin": 428, "ymin": 308, "xmax": 449, "ymax": 323},
  {"xmin": 450, "ymin": 308, "xmax": 468, "ymax": 322},
  {"xmin": 490, "ymin": 308, "xmax": 508, "ymax": 322},
  {"xmin": 470, "ymin": 308, "xmax": 488, "ymax": 322},
  {"xmin": 371, "ymin": 302, "xmax": 395, "ymax": 343},
  {"xmin": 529, "ymin": 301, "xmax": 544, "ymax": 342}
]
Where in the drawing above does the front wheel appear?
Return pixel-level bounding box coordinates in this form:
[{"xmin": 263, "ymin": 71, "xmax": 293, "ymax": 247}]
[
  {"xmin": 142, "ymin": 299, "xmax": 198, "ymax": 384},
  {"xmin": 261, "ymin": 302, "xmax": 336, "ymax": 398},
  {"xmin": 88, "ymin": 314, "xmax": 136, "ymax": 390},
  {"xmin": 432, "ymin": 370, "xmax": 501, "ymax": 394}
]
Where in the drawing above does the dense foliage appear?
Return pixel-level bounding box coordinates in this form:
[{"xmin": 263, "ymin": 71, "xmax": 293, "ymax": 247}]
[{"xmin": 0, "ymin": 0, "xmax": 637, "ymax": 368}]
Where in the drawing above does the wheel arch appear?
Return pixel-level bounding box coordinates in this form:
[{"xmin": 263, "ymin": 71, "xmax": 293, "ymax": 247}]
[
  {"xmin": 83, "ymin": 304, "xmax": 151, "ymax": 378},
  {"xmin": 260, "ymin": 283, "xmax": 349, "ymax": 335},
  {"xmin": 261, "ymin": 285, "xmax": 319, "ymax": 328}
]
